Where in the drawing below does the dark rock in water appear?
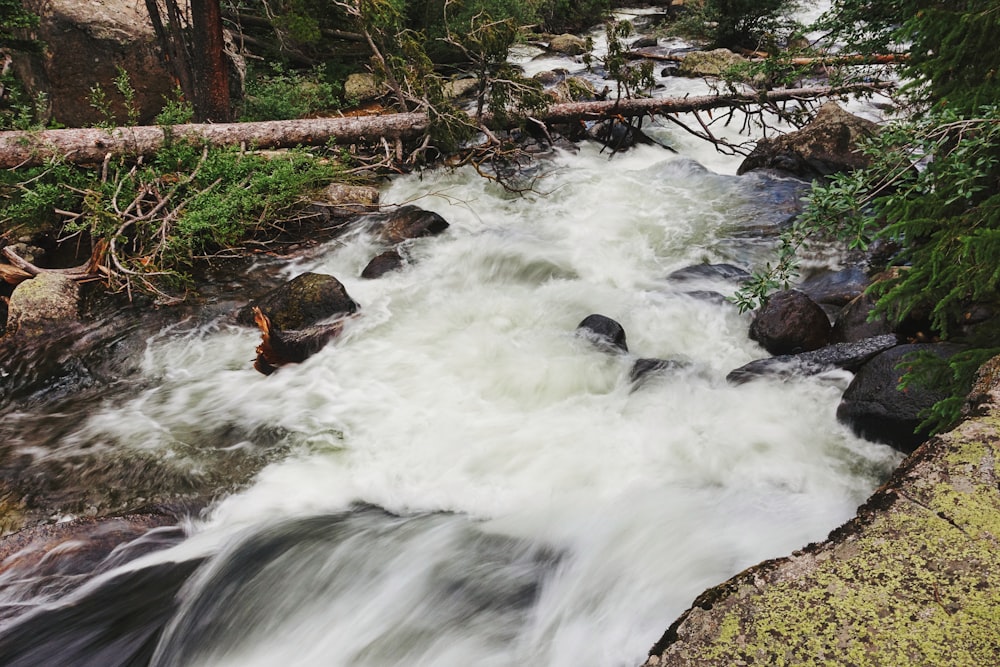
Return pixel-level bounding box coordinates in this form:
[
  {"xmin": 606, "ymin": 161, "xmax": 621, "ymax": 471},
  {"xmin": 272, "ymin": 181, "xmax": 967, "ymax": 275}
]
[
  {"xmin": 750, "ymin": 289, "xmax": 831, "ymax": 355},
  {"xmin": 376, "ymin": 205, "xmax": 450, "ymax": 245},
  {"xmin": 630, "ymin": 357, "xmax": 689, "ymax": 387},
  {"xmin": 577, "ymin": 314, "xmax": 628, "ymax": 354},
  {"xmin": 630, "ymin": 36, "xmax": 658, "ymax": 49},
  {"xmin": 0, "ymin": 554, "xmax": 204, "ymax": 667},
  {"xmin": 681, "ymin": 290, "xmax": 732, "ymax": 306},
  {"xmin": 832, "ymin": 292, "xmax": 894, "ymax": 343},
  {"xmin": 797, "ymin": 265, "xmax": 869, "ymax": 307},
  {"xmin": 361, "ymin": 249, "xmax": 405, "ymax": 279},
  {"xmin": 727, "ymin": 334, "xmax": 899, "ymax": 384},
  {"xmin": 737, "ymin": 102, "xmax": 879, "ymax": 179},
  {"xmin": 237, "ymin": 272, "xmax": 358, "ymax": 330},
  {"xmin": 667, "ymin": 263, "xmax": 750, "ymax": 286},
  {"xmin": 587, "ymin": 119, "xmax": 659, "ymax": 152},
  {"xmin": 0, "ymin": 511, "xmax": 187, "ymax": 623},
  {"xmin": 837, "ymin": 343, "xmax": 962, "ymax": 452}
]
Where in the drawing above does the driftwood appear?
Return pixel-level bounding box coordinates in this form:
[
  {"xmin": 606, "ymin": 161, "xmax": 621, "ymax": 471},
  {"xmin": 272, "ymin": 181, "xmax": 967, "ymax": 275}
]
[
  {"xmin": 0, "ymin": 83, "xmax": 892, "ymax": 169},
  {"xmin": 252, "ymin": 306, "xmax": 344, "ymax": 375},
  {"xmin": 1, "ymin": 240, "xmax": 108, "ymax": 285}
]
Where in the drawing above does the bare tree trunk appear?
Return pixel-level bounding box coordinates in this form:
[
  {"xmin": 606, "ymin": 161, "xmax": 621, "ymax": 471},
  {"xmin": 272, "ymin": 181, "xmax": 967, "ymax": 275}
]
[
  {"xmin": 190, "ymin": 0, "xmax": 231, "ymax": 121},
  {"xmin": 0, "ymin": 83, "xmax": 891, "ymax": 169}
]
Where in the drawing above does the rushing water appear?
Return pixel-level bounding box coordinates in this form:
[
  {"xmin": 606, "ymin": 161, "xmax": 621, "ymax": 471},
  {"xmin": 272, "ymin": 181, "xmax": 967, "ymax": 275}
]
[{"xmin": 1, "ymin": 6, "xmax": 904, "ymax": 666}]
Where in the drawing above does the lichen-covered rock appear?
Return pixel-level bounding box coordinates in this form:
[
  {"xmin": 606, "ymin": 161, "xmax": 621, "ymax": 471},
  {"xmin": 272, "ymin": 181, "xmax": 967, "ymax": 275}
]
[
  {"xmin": 317, "ymin": 183, "xmax": 380, "ymax": 218},
  {"xmin": 5, "ymin": 273, "xmax": 80, "ymax": 338},
  {"xmin": 738, "ymin": 102, "xmax": 880, "ymax": 178},
  {"xmin": 344, "ymin": 72, "xmax": 380, "ymax": 102},
  {"xmin": 548, "ymin": 34, "xmax": 588, "ymax": 55},
  {"xmin": 676, "ymin": 49, "xmax": 748, "ymax": 77},
  {"xmin": 646, "ymin": 363, "xmax": 1000, "ymax": 666},
  {"xmin": 236, "ymin": 272, "xmax": 358, "ymax": 330},
  {"xmin": 749, "ymin": 289, "xmax": 832, "ymax": 355}
]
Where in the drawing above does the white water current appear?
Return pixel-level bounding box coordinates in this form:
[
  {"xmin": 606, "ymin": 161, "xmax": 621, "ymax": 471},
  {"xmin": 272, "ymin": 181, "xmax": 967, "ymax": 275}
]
[
  {"xmin": 61, "ymin": 134, "xmax": 897, "ymax": 666},
  {"xmin": 6, "ymin": 4, "xmax": 906, "ymax": 665}
]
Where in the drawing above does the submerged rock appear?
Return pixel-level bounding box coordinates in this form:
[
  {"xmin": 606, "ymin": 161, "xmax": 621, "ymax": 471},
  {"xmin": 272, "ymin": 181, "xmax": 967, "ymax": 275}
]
[
  {"xmin": 646, "ymin": 356, "xmax": 1000, "ymax": 665},
  {"xmin": 361, "ymin": 249, "xmax": 405, "ymax": 279},
  {"xmin": 727, "ymin": 334, "xmax": 899, "ymax": 384}
]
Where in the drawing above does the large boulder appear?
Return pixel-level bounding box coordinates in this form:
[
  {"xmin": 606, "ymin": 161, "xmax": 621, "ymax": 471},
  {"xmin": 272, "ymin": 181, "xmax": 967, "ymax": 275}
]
[
  {"xmin": 837, "ymin": 343, "xmax": 961, "ymax": 452},
  {"xmin": 11, "ymin": 0, "xmax": 175, "ymax": 126},
  {"xmin": 547, "ymin": 34, "xmax": 588, "ymax": 56},
  {"xmin": 737, "ymin": 102, "xmax": 880, "ymax": 178},
  {"xmin": 236, "ymin": 272, "xmax": 358, "ymax": 330},
  {"xmin": 645, "ymin": 364, "xmax": 1000, "ymax": 665},
  {"xmin": 749, "ymin": 289, "xmax": 832, "ymax": 355}
]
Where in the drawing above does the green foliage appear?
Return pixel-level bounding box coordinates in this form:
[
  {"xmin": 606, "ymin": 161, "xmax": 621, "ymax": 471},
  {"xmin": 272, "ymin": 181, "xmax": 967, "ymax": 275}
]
[
  {"xmin": 587, "ymin": 20, "xmax": 655, "ymax": 99},
  {"xmin": 533, "ymin": 0, "xmax": 611, "ymax": 33},
  {"xmin": 240, "ymin": 64, "xmax": 342, "ymax": 121},
  {"xmin": 0, "ymin": 0, "xmax": 39, "ymax": 51},
  {"xmin": 156, "ymin": 89, "xmax": 195, "ymax": 126},
  {"xmin": 1, "ymin": 142, "xmax": 348, "ymax": 299},
  {"xmin": 670, "ymin": 0, "xmax": 802, "ymax": 50},
  {"xmin": 0, "ymin": 79, "xmax": 48, "ymax": 131},
  {"xmin": 88, "ymin": 66, "xmax": 141, "ymax": 129}
]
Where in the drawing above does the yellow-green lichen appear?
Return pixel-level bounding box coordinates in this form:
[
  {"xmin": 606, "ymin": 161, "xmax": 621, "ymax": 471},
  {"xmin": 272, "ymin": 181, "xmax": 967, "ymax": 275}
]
[{"xmin": 666, "ymin": 434, "xmax": 1000, "ymax": 666}]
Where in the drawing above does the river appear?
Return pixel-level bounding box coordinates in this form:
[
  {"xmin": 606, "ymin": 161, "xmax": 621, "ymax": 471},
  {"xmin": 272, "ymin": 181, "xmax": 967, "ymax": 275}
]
[{"xmin": 0, "ymin": 7, "xmax": 901, "ymax": 667}]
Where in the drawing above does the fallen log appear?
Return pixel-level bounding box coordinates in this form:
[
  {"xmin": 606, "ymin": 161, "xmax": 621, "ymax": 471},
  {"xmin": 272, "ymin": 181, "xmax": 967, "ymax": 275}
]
[
  {"xmin": 627, "ymin": 51, "xmax": 908, "ymax": 66},
  {"xmin": 0, "ymin": 83, "xmax": 893, "ymax": 169}
]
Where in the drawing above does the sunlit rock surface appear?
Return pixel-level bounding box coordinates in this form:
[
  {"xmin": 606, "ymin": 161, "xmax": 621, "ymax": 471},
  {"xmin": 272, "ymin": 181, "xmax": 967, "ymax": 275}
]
[{"xmin": 646, "ymin": 356, "xmax": 1000, "ymax": 666}]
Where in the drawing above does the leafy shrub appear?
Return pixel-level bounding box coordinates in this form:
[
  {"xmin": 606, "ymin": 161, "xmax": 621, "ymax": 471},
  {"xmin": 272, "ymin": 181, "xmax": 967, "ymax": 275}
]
[{"xmin": 240, "ymin": 65, "xmax": 342, "ymax": 121}]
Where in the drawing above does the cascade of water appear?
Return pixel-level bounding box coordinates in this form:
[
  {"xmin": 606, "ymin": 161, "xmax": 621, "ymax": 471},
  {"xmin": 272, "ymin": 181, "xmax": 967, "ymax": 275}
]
[{"xmin": 0, "ymin": 4, "xmax": 903, "ymax": 665}]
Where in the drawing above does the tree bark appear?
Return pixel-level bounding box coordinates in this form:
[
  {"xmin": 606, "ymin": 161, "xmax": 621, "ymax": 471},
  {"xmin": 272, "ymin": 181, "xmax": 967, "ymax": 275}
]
[
  {"xmin": 190, "ymin": 0, "xmax": 231, "ymax": 122},
  {"xmin": 0, "ymin": 83, "xmax": 891, "ymax": 169}
]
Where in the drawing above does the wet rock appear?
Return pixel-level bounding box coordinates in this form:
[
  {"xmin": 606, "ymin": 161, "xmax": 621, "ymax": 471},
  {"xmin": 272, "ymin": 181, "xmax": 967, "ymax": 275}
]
[
  {"xmin": 576, "ymin": 314, "xmax": 628, "ymax": 354},
  {"xmin": 667, "ymin": 263, "xmax": 750, "ymax": 286},
  {"xmin": 645, "ymin": 374, "xmax": 1000, "ymax": 665},
  {"xmin": 630, "ymin": 358, "xmax": 689, "ymax": 387},
  {"xmin": 361, "ymin": 250, "xmax": 405, "ymax": 279},
  {"xmin": 586, "ymin": 119, "xmax": 657, "ymax": 152},
  {"xmin": 547, "ymin": 76, "xmax": 598, "ymax": 103},
  {"xmin": 375, "ymin": 205, "xmax": 450, "ymax": 245},
  {"xmin": 797, "ymin": 265, "xmax": 868, "ymax": 307},
  {"xmin": 548, "ymin": 34, "xmax": 588, "ymax": 55},
  {"xmin": 443, "ymin": 77, "xmax": 479, "ymax": 99},
  {"xmin": 4, "ymin": 273, "xmax": 80, "ymax": 338},
  {"xmin": 832, "ymin": 292, "xmax": 894, "ymax": 343},
  {"xmin": 727, "ymin": 334, "xmax": 899, "ymax": 384},
  {"xmin": 749, "ymin": 289, "xmax": 831, "ymax": 355},
  {"xmin": 0, "ymin": 511, "xmax": 187, "ymax": 618},
  {"xmin": 837, "ymin": 343, "xmax": 962, "ymax": 452},
  {"xmin": 630, "ymin": 36, "xmax": 659, "ymax": 49},
  {"xmin": 236, "ymin": 272, "xmax": 358, "ymax": 330},
  {"xmin": 738, "ymin": 102, "xmax": 880, "ymax": 179}
]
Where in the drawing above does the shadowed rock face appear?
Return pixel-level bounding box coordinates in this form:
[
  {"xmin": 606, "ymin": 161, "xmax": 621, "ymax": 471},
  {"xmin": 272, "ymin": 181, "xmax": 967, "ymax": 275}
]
[{"xmin": 645, "ymin": 357, "xmax": 1000, "ymax": 667}]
